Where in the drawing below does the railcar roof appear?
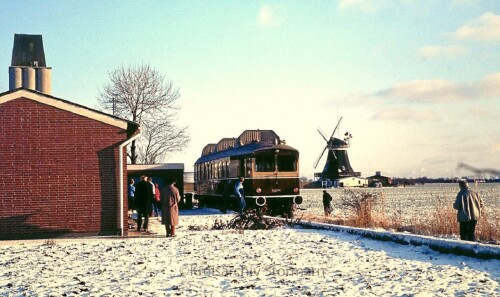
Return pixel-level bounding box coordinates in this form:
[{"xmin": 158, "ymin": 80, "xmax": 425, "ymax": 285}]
[{"xmin": 195, "ymin": 141, "xmax": 298, "ymax": 164}]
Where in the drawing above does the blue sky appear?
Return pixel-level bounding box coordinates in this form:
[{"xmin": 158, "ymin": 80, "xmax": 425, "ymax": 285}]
[{"xmin": 1, "ymin": 0, "xmax": 499, "ymax": 178}]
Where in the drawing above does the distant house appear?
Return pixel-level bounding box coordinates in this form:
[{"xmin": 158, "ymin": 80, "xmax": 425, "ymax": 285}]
[
  {"xmin": 0, "ymin": 89, "xmax": 139, "ymax": 239},
  {"xmin": 333, "ymin": 177, "xmax": 368, "ymax": 188},
  {"xmin": 367, "ymin": 171, "xmax": 392, "ymax": 187}
]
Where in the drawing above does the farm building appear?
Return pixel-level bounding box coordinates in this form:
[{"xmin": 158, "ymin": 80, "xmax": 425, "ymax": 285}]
[
  {"xmin": 332, "ymin": 177, "xmax": 368, "ymax": 188},
  {"xmin": 0, "ymin": 88, "xmax": 140, "ymax": 239},
  {"xmin": 367, "ymin": 171, "xmax": 393, "ymax": 187}
]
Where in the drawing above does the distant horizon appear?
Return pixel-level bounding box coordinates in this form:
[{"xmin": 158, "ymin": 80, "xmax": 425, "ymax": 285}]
[{"xmin": 1, "ymin": 1, "xmax": 499, "ymax": 179}]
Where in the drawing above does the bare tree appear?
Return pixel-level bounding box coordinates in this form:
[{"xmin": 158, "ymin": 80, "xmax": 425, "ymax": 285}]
[
  {"xmin": 97, "ymin": 64, "xmax": 190, "ymax": 164},
  {"xmin": 137, "ymin": 118, "xmax": 189, "ymax": 164}
]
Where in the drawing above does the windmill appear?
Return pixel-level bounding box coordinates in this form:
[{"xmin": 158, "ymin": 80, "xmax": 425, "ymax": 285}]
[{"xmin": 313, "ymin": 117, "xmax": 360, "ymax": 180}]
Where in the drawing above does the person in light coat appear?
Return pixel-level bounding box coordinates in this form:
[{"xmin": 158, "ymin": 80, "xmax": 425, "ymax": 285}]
[
  {"xmin": 160, "ymin": 177, "xmax": 181, "ymax": 237},
  {"xmin": 453, "ymin": 180, "xmax": 484, "ymax": 241},
  {"xmin": 234, "ymin": 176, "xmax": 246, "ymax": 215}
]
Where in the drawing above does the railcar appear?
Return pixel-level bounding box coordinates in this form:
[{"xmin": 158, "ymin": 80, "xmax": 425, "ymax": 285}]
[{"xmin": 194, "ymin": 130, "xmax": 302, "ymax": 217}]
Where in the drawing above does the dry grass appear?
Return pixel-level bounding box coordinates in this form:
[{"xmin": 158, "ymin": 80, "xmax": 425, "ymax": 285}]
[{"xmin": 305, "ymin": 188, "xmax": 500, "ymax": 244}]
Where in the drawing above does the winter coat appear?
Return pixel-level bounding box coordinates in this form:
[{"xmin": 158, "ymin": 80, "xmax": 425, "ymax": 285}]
[
  {"xmin": 160, "ymin": 184, "xmax": 181, "ymax": 226},
  {"xmin": 453, "ymin": 187, "xmax": 483, "ymax": 222},
  {"xmin": 234, "ymin": 182, "xmax": 244, "ymax": 199},
  {"xmin": 135, "ymin": 180, "xmax": 154, "ymax": 211},
  {"xmin": 323, "ymin": 192, "xmax": 333, "ymax": 208}
]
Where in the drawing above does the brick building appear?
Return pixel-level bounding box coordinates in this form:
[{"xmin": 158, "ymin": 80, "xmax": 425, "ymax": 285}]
[{"xmin": 0, "ymin": 89, "xmax": 139, "ymax": 239}]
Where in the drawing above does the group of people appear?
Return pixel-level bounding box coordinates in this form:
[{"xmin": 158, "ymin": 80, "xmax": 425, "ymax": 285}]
[
  {"xmin": 128, "ymin": 177, "xmax": 161, "ymax": 218},
  {"xmin": 128, "ymin": 175, "xmax": 181, "ymax": 237}
]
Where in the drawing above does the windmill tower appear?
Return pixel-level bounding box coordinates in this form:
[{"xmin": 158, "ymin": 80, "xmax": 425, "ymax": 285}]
[
  {"xmin": 9, "ymin": 34, "xmax": 52, "ymax": 94},
  {"xmin": 313, "ymin": 117, "xmax": 361, "ymax": 183}
]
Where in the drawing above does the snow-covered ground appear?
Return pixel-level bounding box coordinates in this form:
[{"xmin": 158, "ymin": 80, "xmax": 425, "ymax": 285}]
[{"xmin": 1, "ymin": 209, "xmax": 499, "ymax": 296}]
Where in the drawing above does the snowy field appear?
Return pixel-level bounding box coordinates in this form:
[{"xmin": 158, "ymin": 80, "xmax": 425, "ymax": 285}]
[
  {"xmin": 1, "ymin": 209, "xmax": 499, "ymax": 296},
  {"xmin": 298, "ymin": 183, "xmax": 500, "ymax": 223}
]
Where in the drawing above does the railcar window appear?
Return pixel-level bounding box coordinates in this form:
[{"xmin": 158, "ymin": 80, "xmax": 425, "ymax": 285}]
[
  {"xmin": 277, "ymin": 155, "xmax": 297, "ymax": 172},
  {"xmin": 255, "ymin": 155, "xmax": 275, "ymax": 172}
]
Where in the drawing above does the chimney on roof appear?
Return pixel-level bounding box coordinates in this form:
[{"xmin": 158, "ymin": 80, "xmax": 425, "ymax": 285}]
[{"xmin": 9, "ymin": 34, "xmax": 52, "ymax": 95}]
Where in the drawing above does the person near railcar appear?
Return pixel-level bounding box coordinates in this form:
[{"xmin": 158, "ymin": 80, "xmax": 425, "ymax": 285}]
[{"xmin": 234, "ymin": 176, "xmax": 246, "ymax": 215}]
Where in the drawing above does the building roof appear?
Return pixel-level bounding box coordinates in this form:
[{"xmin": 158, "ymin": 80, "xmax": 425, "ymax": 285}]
[
  {"xmin": 11, "ymin": 34, "xmax": 47, "ymax": 67},
  {"xmin": 128, "ymin": 163, "xmax": 184, "ymax": 171},
  {"xmin": 0, "ymin": 88, "xmax": 139, "ymax": 135},
  {"xmin": 367, "ymin": 175, "xmax": 391, "ymax": 179}
]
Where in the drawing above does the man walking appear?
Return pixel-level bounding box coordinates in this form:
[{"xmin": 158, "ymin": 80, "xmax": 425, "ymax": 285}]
[{"xmin": 453, "ymin": 180, "xmax": 484, "ymax": 241}]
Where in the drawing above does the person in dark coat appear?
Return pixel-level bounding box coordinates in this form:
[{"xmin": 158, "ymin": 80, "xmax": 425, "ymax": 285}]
[
  {"xmin": 135, "ymin": 175, "xmax": 154, "ymax": 232},
  {"xmin": 323, "ymin": 190, "xmax": 333, "ymax": 216},
  {"xmin": 160, "ymin": 177, "xmax": 181, "ymax": 237}
]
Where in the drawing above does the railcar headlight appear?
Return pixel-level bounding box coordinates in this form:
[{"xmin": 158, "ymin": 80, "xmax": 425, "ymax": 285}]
[
  {"xmin": 293, "ymin": 187, "xmax": 299, "ymax": 193},
  {"xmin": 256, "ymin": 188, "xmax": 262, "ymax": 193}
]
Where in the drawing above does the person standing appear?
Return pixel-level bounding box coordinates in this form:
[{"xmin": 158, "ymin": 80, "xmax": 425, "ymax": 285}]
[
  {"xmin": 153, "ymin": 183, "xmax": 162, "ymax": 217},
  {"xmin": 453, "ymin": 180, "xmax": 484, "ymax": 241},
  {"xmin": 135, "ymin": 175, "xmax": 154, "ymax": 232},
  {"xmin": 147, "ymin": 177, "xmax": 156, "ymax": 218},
  {"xmin": 322, "ymin": 190, "xmax": 333, "ymax": 216},
  {"xmin": 128, "ymin": 179, "xmax": 135, "ymax": 217},
  {"xmin": 234, "ymin": 177, "xmax": 246, "ymax": 215},
  {"xmin": 160, "ymin": 177, "xmax": 181, "ymax": 237}
]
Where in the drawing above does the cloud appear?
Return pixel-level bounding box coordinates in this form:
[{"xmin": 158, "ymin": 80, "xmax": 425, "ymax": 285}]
[
  {"xmin": 258, "ymin": 5, "xmax": 285, "ymax": 27},
  {"xmin": 419, "ymin": 45, "xmax": 468, "ymax": 59},
  {"xmin": 453, "ymin": 12, "xmax": 500, "ymax": 41},
  {"xmin": 375, "ymin": 72, "xmax": 500, "ymax": 103},
  {"xmin": 371, "ymin": 107, "xmax": 440, "ymax": 121}
]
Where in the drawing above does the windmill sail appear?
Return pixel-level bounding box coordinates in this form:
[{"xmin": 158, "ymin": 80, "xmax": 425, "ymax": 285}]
[{"xmin": 314, "ymin": 117, "xmax": 361, "ymax": 180}]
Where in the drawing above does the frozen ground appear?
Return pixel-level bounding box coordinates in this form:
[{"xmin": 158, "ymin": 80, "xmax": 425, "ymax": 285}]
[
  {"xmin": 298, "ymin": 184, "xmax": 500, "ymax": 222},
  {"xmin": 0, "ymin": 209, "xmax": 499, "ymax": 296}
]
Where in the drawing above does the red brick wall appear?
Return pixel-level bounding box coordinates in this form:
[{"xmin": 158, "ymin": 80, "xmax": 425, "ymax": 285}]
[{"xmin": 0, "ymin": 97, "xmax": 129, "ymax": 239}]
